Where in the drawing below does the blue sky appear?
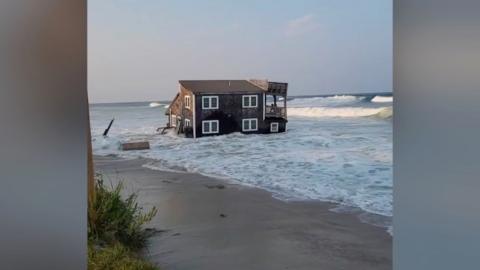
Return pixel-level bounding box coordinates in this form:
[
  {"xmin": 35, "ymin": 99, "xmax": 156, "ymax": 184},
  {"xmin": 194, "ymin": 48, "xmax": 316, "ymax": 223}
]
[{"xmin": 88, "ymin": 0, "xmax": 392, "ymax": 103}]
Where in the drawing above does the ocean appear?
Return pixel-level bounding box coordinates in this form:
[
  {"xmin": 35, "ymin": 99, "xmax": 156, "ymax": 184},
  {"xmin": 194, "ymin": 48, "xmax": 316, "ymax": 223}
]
[{"xmin": 90, "ymin": 93, "xmax": 392, "ymax": 231}]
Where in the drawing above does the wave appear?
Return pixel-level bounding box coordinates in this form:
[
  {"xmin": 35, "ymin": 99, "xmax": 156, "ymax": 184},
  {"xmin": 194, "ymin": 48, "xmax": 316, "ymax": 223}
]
[
  {"xmin": 149, "ymin": 102, "xmax": 162, "ymax": 108},
  {"xmin": 330, "ymin": 95, "xmax": 359, "ymax": 100},
  {"xmin": 288, "ymin": 106, "xmax": 392, "ymax": 118},
  {"xmin": 148, "ymin": 102, "xmax": 165, "ymax": 108},
  {"xmin": 288, "ymin": 95, "xmax": 364, "ymax": 108},
  {"xmin": 371, "ymin": 96, "xmax": 393, "ymax": 103},
  {"xmin": 375, "ymin": 107, "xmax": 393, "ymax": 119}
]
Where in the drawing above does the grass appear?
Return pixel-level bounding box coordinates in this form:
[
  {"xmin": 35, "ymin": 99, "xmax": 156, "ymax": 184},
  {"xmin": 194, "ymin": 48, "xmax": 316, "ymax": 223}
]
[
  {"xmin": 88, "ymin": 174, "xmax": 159, "ymax": 270},
  {"xmin": 88, "ymin": 243, "xmax": 157, "ymax": 270}
]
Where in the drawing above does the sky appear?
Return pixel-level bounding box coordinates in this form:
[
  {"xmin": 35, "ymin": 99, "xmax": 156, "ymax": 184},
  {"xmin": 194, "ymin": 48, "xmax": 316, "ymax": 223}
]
[{"xmin": 88, "ymin": 0, "xmax": 392, "ymax": 103}]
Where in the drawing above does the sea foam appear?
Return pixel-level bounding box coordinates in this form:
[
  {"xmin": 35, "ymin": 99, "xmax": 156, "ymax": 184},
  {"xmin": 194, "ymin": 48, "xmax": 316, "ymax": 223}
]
[
  {"xmin": 149, "ymin": 102, "xmax": 162, "ymax": 107},
  {"xmin": 288, "ymin": 106, "xmax": 390, "ymax": 118},
  {"xmin": 371, "ymin": 96, "xmax": 393, "ymax": 103}
]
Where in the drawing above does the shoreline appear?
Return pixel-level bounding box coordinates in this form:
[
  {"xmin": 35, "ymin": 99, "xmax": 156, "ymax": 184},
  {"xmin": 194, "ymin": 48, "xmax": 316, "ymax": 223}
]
[
  {"xmin": 95, "ymin": 155, "xmax": 392, "ymax": 270},
  {"xmin": 143, "ymin": 158, "xmax": 393, "ymax": 234},
  {"xmin": 99, "ymin": 154, "xmax": 392, "ymax": 233}
]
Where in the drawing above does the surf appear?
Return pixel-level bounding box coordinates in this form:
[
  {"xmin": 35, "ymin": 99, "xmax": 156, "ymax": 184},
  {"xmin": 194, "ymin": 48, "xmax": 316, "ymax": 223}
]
[
  {"xmin": 288, "ymin": 106, "xmax": 391, "ymax": 118},
  {"xmin": 371, "ymin": 96, "xmax": 393, "ymax": 103},
  {"xmin": 149, "ymin": 102, "xmax": 163, "ymax": 108}
]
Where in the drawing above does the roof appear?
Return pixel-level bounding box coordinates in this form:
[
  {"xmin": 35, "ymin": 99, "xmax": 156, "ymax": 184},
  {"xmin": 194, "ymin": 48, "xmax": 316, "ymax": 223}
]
[
  {"xmin": 179, "ymin": 80, "xmax": 266, "ymax": 94},
  {"xmin": 165, "ymin": 93, "xmax": 179, "ymax": 115}
]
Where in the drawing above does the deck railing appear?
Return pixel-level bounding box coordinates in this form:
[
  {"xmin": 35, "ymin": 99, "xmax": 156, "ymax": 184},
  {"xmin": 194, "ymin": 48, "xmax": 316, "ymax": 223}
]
[{"xmin": 265, "ymin": 106, "xmax": 286, "ymax": 118}]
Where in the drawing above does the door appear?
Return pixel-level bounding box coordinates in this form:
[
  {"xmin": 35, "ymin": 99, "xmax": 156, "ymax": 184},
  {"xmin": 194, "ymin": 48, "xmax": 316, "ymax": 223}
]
[{"xmin": 270, "ymin": 122, "xmax": 279, "ymax": 133}]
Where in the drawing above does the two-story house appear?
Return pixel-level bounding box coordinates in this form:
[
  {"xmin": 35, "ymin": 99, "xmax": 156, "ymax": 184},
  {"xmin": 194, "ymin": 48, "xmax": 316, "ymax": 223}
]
[{"xmin": 165, "ymin": 79, "xmax": 288, "ymax": 138}]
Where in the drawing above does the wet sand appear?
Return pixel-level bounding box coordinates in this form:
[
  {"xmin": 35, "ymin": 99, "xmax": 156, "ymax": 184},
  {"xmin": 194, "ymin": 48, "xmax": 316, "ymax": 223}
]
[{"xmin": 95, "ymin": 155, "xmax": 391, "ymax": 270}]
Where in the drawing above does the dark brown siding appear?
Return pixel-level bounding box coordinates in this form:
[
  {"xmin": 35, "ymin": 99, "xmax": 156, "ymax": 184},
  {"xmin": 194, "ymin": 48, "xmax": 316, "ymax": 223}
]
[
  {"xmin": 264, "ymin": 117, "xmax": 287, "ymax": 133},
  {"xmin": 168, "ymin": 86, "xmax": 194, "ymax": 135},
  {"xmin": 194, "ymin": 93, "xmax": 266, "ymax": 137}
]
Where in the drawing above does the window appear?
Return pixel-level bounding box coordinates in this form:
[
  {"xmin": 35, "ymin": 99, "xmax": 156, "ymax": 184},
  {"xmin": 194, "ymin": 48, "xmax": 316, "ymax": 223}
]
[
  {"xmin": 202, "ymin": 96, "xmax": 219, "ymax": 109},
  {"xmin": 184, "ymin": 95, "xmax": 191, "ymax": 109},
  {"xmin": 184, "ymin": 119, "xmax": 191, "ymax": 127},
  {"xmin": 242, "ymin": 95, "xmax": 257, "ymax": 108},
  {"xmin": 270, "ymin": 122, "xmax": 279, "ymax": 133},
  {"xmin": 202, "ymin": 120, "xmax": 219, "ymax": 134},
  {"xmin": 242, "ymin": 118, "xmax": 258, "ymax": 132}
]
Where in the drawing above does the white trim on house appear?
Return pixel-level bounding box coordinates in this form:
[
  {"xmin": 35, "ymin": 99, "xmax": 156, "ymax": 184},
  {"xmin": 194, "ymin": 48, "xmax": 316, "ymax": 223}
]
[
  {"xmin": 192, "ymin": 94, "xmax": 196, "ymax": 138},
  {"xmin": 184, "ymin": 118, "xmax": 191, "ymax": 127},
  {"xmin": 262, "ymin": 93, "xmax": 265, "ymax": 120},
  {"xmin": 270, "ymin": 122, "xmax": 279, "ymax": 133},
  {"xmin": 202, "ymin": 96, "xmax": 219, "ymax": 109},
  {"xmin": 171, "ymin": 114, "xmax": 177, "ymax": 127},
  {"xmin": 242, "ymin": 95, "xmax": 258, "ymax": 108},
  {"xmin": 242, "ymin": 118, "xmax": 258, "ymax": 132},
  {"xmin": 202, "ymin": 120, "xmax": 219, "ymax": 134},
  {"xmin": 184, "ymin": 95, "xmax": 191, "ymax": 109}
]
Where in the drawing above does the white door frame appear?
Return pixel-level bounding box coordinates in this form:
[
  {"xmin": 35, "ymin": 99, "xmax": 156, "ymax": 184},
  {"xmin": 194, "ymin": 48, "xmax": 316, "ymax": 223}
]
[{"xmin": 270, "ymin": 122, "xmax": 279, "ymax": 133}]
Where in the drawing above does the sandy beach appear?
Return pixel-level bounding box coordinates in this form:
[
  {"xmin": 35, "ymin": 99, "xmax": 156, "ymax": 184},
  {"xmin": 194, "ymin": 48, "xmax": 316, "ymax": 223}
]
[{"xmin": 95, "ymin": 155, "xmax": 392, "ymax": 270}]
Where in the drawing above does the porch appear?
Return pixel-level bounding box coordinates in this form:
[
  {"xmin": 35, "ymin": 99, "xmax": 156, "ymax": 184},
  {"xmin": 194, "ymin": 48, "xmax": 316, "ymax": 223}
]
[{"xmin": 264, "ymin": 81, "xmax": 288, "ymax": 119}]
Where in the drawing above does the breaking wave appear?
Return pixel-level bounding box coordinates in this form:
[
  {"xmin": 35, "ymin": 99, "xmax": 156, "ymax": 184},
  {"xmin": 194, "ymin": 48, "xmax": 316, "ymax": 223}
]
[
  {"xmin": 329, "ymin": 95, "xmax": 360, "ymax": 100},
  {"xmin": 289, "ymin": 95, "xmax": 363, "ymax": 107},
  {"xmin": 371, "ymin": 96, "xmax": 393, "ymax": 103},
  {"xmin": 149, "ymin": 102, "xmax": 162, "ymax": 108},
  {"xmin": 375, "ymin": 107, "xmax": 393, "ymax": 119},
  {"xmin": 288, "ymin": 106, "xmax": 392, "ymax": 118}
]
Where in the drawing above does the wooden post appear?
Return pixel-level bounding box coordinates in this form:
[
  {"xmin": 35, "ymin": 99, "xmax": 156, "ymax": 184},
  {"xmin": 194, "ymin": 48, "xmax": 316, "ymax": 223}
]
[
  {"xmin": 87, "ymin": 106, "xmax": 95, "ymax": 204},
  {"xmin": 102, "ymin": 118, "xmax": 114, "ymax": 137}
]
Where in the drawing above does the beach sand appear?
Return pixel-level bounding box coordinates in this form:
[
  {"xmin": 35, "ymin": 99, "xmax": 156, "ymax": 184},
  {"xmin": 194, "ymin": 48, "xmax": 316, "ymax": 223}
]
[{"xmin": 95, "ymin": 155, "xmax": 392, "ymax": 270}]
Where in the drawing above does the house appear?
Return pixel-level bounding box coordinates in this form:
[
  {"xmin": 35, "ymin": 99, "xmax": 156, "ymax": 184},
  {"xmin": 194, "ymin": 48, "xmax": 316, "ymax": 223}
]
[{"xmin": 165, "ymin": 79, "xmax": 288, "ymax": 138}]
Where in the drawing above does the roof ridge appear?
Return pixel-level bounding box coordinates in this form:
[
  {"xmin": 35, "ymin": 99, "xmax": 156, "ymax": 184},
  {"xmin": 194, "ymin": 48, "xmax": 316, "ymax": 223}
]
[{"xmin": 178, "ymin": 79, "xmax": 267, "ymax": 94}]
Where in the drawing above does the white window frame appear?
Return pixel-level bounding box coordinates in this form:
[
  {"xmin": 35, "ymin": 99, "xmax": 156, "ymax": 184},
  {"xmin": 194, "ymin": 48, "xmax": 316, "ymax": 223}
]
[
  {"xmin": 270, "ymin": 122, "xmax": 279, "ymax": 133},
  {"xmin": 242, "ymin": 118, "xmax": 258, "ymax": 132},
  {"xmin": 242, "ymin": 95, "xmax": 258, "ymax": 108},
  {"xmin": 184, "ymin": 118, "xmax": 191, "ymax": 127},
  {"xmin": 202, "ymin": 120, "xmax": 219, "ymax": 134},
  {"xmin": 171, "ymin": 114, "xmax": 177, "ymax": 127},
  {"xmin": 184, "ymin": 95, "xmax": 191, "ymax": 109},
  {"xmin": 202, "ymin": 96, "xmax": 219, "ymax": 109}
]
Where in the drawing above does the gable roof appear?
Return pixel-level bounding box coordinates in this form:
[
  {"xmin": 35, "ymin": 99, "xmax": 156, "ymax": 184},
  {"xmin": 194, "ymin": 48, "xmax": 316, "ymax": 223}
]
[
  {"xmin": 179, "ymin": 80, "xmax": 266, "ymax": 94},
  {"xmin": 165, "ymin": 92, "xmax": 179, "ymax": 115}
]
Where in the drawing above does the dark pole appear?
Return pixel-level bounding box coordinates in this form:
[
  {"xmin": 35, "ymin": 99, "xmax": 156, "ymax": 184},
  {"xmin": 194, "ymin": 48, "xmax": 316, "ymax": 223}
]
[{"xmin": 103, "ymin": 118, "xmax": 115, "ymax": 137}]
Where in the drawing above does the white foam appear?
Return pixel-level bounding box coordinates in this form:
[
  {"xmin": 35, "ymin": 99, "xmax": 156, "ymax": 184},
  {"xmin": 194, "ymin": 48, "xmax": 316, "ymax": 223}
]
[
  {"xmin": 371, "ymin": 96, "xmax": 393, "ymax": 103},
  {"xmin": 288, "ymin": 95, "xmax": 362, "ymax": 108},
  {"xmin": 376, "ymin": 107, "xmax": 393, "ymax": 118},
  {"xmin": 288, "ymin": 106, "xmax": 390, "ymax": 118},
  {"xmin": 149, "ymin": 102, "xmax": 162, "ymax": 107},
  {"xmin": 330, "ymin": 95, "xmax": 359, "ymax": 100}
]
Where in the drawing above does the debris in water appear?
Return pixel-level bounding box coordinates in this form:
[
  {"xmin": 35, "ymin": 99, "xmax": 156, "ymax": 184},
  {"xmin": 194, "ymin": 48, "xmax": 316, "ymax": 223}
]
[
  {"xmin": 103, "ymin": 118, "xmax": 115, "ymax": 137},
  {"xmin": 121, "ymin": 141, "xmax": 150, "ymax": 151}
]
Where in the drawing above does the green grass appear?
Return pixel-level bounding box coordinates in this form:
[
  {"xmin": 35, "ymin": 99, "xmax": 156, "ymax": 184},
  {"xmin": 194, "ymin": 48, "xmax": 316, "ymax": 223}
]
[
  {"xmin": 88, "ymin": 243, "xmax": 157, "ymax": 270},
  {"xmin": 88, "ymin": 174, "xmax": 159, "ymax": 270}
]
